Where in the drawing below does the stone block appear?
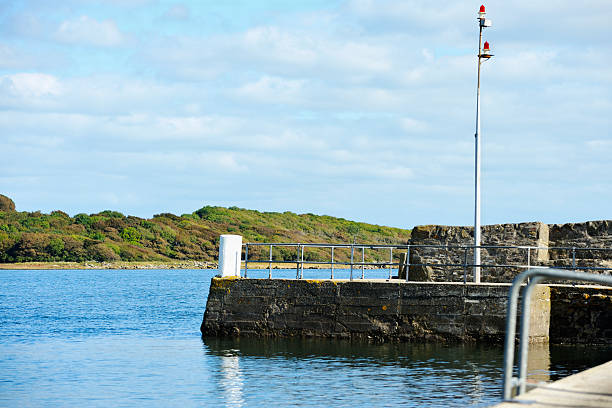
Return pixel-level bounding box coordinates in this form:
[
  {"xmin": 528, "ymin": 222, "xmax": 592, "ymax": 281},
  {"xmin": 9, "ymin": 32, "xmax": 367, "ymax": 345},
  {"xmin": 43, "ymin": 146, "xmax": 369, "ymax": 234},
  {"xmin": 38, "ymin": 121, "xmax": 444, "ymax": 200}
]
[{"xmin": 408, "ymin": 264, "xmax": 434, "ymax": 282}]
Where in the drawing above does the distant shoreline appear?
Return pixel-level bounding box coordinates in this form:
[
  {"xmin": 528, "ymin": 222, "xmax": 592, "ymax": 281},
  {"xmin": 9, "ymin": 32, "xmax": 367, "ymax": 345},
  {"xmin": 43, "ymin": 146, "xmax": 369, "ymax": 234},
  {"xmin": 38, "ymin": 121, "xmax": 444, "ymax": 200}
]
[
  {"xmin": 0, "ymin": 261, "xmax": 358, "ymax": 270},
  {"xmin": 0, "ymin": 261, "xmax": 214, "ymax": 270}
]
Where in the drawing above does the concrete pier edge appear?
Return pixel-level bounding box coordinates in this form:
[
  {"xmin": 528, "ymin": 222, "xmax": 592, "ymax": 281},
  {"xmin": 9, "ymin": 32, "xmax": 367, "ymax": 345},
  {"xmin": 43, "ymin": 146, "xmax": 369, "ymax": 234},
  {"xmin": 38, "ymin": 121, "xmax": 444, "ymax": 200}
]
[{"xmin": 492, "ymin": 359, "xmax": 612, "ymax": 407}]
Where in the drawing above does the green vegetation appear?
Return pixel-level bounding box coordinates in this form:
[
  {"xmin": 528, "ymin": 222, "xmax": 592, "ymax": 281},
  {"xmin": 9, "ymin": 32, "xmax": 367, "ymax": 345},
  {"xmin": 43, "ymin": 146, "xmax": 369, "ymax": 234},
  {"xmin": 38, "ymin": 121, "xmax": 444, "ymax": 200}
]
[
  {"xmin": 0, "ymin": 194, "xmax": 15, "ymax": 212},
  {"xmin": 0, "ymin": 197, "xmax": 411, "ymax": 263}
]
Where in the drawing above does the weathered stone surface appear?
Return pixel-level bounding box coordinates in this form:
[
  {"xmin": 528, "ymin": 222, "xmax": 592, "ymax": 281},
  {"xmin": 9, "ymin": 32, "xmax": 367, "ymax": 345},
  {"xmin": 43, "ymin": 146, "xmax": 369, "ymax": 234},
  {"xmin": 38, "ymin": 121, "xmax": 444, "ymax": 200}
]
[
  {"xmin": 549, "ymin": 221, "xmax": 612, "ymax": 272},
  {"xmin": 202, "ymin": 277, "xmax": 611, "ymax": 344},
  {"xmin": 201, "ymin": 277, "xmax": 554, "ymax": 343},
  {"xmin": 408, "ymin": 221, "xmax": 612, "ymax": 283},
  {"xmin": 549, "ymin": 285, "xmax": 612, "ymax": 344},
  {"xmin": 408, "ymin": 264, "xmax": 434, "ymax": 282},
  {"xmin": 408, "ymin": 222, "xmax": 549, "ymax": 283},
  {"xmin": 397, "ymin": 253, "xmax": 407, "ymax": 279}
]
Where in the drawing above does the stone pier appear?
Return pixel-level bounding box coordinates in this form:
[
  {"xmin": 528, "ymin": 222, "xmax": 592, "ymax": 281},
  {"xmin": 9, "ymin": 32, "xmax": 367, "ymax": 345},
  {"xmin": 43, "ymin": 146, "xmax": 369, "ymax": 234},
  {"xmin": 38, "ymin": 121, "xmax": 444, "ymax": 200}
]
[{"xmin": 201, "ymin": 278, "xmax": 611, "ymax": 344}]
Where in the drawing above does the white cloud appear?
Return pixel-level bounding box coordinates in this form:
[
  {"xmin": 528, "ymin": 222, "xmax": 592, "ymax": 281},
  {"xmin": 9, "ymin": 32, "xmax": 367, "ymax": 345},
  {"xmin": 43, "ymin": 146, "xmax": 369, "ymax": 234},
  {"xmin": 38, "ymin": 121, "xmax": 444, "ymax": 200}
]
[
  {"xmin": 140, "ymin": 24, "xmax": 397, "ymax": 85},
  {"xmin": 111, "ymin": 151, "xmax": 248, "ymax": 173},
  {"xmin": 55, "ymin": 16, "xmax": 125, "ymax": 47},
  {"xmin": 0, "ymin": 73, "xmax": 62, "ymax": 97}
]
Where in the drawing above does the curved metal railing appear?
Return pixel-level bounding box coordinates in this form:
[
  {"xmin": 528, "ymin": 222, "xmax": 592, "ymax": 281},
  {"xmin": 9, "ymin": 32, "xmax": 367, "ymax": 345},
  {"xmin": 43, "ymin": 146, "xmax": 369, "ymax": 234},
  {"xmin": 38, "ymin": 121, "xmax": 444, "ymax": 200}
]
[{"xmin": 502, "ymin": 268, "xmax": 612, "ymax": 401}]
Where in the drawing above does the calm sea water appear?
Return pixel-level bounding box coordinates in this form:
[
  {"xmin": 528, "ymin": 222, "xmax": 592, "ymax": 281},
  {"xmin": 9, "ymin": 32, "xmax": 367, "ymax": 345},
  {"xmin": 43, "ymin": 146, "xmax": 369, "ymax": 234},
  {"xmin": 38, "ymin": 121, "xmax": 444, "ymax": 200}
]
[{"xmin": 0, "ymin": 268, "xmax": 610, "ymax": 407}]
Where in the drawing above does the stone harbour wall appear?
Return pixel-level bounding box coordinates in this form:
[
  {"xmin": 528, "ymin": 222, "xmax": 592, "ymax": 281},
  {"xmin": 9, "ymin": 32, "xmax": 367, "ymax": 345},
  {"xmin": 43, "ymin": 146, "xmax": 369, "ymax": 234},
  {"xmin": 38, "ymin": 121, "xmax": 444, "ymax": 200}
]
[
  {"xmin": 408, "ymin": 220, "xmax": 612, "ymax": 283},
  {"xmin": 201, "ymin": 277, "xmax": 550, "ymax": 343},
  {"xmin": 549, "ymin": 285, "xmax": 612, "ymax": 344},
  {"xmin": 548, "ymin": 221, "xmax": 612, "ymax": 270},
  {"xmin": 408, "ymin": 222, "xmax": 549, "ymax": 283},
  {"xmin": 201, "ymin": 278, "xmax": 612, "ymax": 345}
]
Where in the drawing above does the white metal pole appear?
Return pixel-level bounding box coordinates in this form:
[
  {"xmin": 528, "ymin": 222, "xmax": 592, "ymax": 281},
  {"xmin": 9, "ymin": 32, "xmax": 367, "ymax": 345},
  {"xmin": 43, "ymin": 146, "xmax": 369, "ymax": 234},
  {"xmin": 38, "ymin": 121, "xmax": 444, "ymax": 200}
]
[{"xmin": 474, "ymin": 24, "xmax": 483, "ymax": 283}]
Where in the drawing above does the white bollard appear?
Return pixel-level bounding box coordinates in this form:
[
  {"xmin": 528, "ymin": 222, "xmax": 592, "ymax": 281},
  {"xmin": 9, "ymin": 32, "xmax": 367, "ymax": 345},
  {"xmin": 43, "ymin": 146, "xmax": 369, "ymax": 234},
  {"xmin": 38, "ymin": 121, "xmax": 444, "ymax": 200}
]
[{"xmin": 218, "ymin": 235, "xmax": 242, "ymax": 277}]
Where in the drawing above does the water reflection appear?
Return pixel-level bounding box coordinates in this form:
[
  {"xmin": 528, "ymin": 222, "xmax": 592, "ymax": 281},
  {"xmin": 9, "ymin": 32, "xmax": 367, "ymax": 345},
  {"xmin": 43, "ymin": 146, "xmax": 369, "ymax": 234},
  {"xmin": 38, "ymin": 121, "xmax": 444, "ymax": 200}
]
[
  {"xmin": 219, "ymin": 353, "xmax": 245, "ymax": 408},
  {"xmin": 527, "ymin": 343, "xmax": 551, "ymax": 384},
  {"xmin": 202, "ymin": 337, "xmax": 506, "ymax": 407},
  {"xmin": 466, "ymin": 361, "xmax": 485, "ymax": 402},
  {"xmin": 201, "ymin": 337, "xmax": 612, "ymax": 407}
]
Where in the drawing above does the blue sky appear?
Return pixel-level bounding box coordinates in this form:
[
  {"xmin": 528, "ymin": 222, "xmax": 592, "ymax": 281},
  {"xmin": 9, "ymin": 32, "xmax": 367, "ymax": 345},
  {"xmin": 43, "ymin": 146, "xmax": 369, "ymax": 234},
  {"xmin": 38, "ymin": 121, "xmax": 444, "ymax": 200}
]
[{"xmin": 1, "ymin": 0, "xmax": 610, "ymax": 229}]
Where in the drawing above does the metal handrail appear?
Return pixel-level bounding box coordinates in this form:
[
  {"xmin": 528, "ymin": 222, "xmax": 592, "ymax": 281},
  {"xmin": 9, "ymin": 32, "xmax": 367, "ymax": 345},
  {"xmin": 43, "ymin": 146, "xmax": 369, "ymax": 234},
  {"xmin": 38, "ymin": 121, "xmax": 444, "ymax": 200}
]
[
  {"xmin": 241, "ymin": 242, "xmax": 612, "ymax": 281},
  {"xmin": 502, "ymin": 268, "xmax": 612, "ymax": 401},
  {"xmin": 243, "ymin": 242, "xmax": 612, "ymax": 251},
  {"xmin": 244, "ymin": 242, "xmax": 408, "ymax": 280}
]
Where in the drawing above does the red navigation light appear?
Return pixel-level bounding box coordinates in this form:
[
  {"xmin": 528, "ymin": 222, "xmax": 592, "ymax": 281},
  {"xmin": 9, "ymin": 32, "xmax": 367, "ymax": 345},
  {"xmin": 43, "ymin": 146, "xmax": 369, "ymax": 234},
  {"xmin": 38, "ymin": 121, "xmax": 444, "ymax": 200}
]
[
  {"xmin": 481, "ymin": 41, "xmax": 492, "ymax": 58},
  {"xmin": 478, "ymin": 4, "xmax": 486, "ymax": 19}
]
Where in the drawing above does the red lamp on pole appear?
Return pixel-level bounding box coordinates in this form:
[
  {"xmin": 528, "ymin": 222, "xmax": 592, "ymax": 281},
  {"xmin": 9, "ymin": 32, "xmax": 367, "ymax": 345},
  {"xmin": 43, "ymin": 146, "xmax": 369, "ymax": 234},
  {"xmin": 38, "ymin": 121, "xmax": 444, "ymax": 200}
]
[
  {"xmin": 478, "ymin": 5, "xmax": 486, "ymax": 19},
  {"xmin": 481, "ymin": 41, "xmax": 493, "ymax": 58}
]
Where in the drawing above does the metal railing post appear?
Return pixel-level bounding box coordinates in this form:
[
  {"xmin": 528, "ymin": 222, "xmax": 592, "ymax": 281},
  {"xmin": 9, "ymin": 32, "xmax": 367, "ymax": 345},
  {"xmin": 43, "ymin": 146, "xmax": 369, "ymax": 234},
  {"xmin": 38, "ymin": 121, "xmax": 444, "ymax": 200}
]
[
  {"xmin": 463, "ymin": 247, "xmax": 468, "ymax": 284},
  {"xmin": 572, "ymin": 247, "xmax": 576, "ymax": 269},
  {"xmin": 388, "ymin": 248, "xmax": 393, "ymax": 279},
  {"xmin": 300, "ymin": 244, "xmax": 304, "ymax": 279},
  {"xmin": 331, "ymin": 246, "xmax": 335, "ymax": 279},
  {"xmin": 235, "ymin": 251, "xmax": 240, "ymax": 277},
  {"xmin": 244, "ymin": 244, "xmax": 249, "ymax": 278},
  {"xmin": 296, "ymin": 244, "xmax": 300, "ymax": 279},
  {"xmin": 268, "ymin": 244, "xmax": 273, "ymax": 279},
  {"xmin": 361, "ymin": 247, "xmax": 365, "ymax": 279},
  {"xmin": 527, "ymin": 247, "xmax": 530, "ymax": 269},
  {"xmin": 350, "ymin": 245, "xmax": 354, "ymax": 281},
  {"xmin": 405, "ymin": 246, "xmax": 410, "ymax": 282}
]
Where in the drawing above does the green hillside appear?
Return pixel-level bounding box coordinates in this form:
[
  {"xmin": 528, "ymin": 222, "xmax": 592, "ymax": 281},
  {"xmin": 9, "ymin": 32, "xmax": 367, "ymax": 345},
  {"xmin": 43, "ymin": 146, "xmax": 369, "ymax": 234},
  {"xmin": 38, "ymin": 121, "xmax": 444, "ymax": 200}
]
[{"xmin": 0, "ymin": 195, "xmax": 411, "ymax": 264}]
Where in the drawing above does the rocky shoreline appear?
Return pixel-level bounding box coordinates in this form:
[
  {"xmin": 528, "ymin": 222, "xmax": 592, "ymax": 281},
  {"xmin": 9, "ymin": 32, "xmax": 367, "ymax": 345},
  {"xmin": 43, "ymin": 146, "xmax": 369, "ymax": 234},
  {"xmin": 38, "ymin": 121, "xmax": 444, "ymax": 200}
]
[
  {"xmin": 0, "ymin": 261, "xmax": 358, "ymax": 270},
  {"xmin": 0, "ymin": 260, "xmax": 215, "ymax": 270}
]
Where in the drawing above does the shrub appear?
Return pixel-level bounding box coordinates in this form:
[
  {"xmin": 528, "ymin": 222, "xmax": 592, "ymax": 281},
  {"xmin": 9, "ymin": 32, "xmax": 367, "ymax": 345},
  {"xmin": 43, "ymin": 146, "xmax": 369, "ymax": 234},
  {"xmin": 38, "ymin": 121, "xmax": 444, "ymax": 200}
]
[
  {"xmin": 153, "ymin": 212, "xmax": 180, "ymax": 221},
  {"xmin": 97, "ymin": 210, "xmax": 124, "ymax": 218},
  {"xmin": 62, "ymin": 236, "xmax": 87, "ymax": 262},
  {"xmin": 195, "ymin": 206, "xmax": 230, "ymax": 223},
  {"xmin": 20, "ymin": 216, "xmax": 50, "ymax": 231},
  {"xmin": 74, "ymin": 213, "xmax": 92, "ymax": 228},
  {"xmin": 140, "ymin": 220, "xmax": 155, "ymax": 229},
  {"xmin": 47, "ymin": 237, "xmax": 65, "ymax": 258},
  {"xmin": 87, "ymin": 243, "xmax": 120, "ymax": 261},
  {"xmin": 49, "ymin": 211, "xmax": 70, "ymax": 229},
  {"xmin": 10, "ymin": 233, "xmax": 51, "ymax": 261},
  {"xmin": 0, "ymin": 195, "xmax": 16, "ymax": 212},
  {"xmin": 119, "ymin": 245, "xmax": 145, "ymax": 261},
  {"xmin": 89, "ymin": 231, "xmax": 105, "ymax": 241},
  {"xmin": 121, "ymin": 227, "xmax": 142, "ymax": 245}
]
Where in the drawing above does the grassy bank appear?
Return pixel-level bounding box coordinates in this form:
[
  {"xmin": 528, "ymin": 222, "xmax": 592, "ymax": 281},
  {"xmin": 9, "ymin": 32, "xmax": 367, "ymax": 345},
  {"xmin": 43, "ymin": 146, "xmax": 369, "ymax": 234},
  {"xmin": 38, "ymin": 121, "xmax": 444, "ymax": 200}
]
[{"xmin": 0, "ymin": 197, "xmax": 411, "ymax": 265}]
